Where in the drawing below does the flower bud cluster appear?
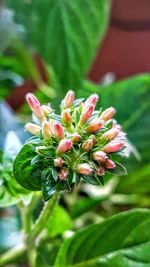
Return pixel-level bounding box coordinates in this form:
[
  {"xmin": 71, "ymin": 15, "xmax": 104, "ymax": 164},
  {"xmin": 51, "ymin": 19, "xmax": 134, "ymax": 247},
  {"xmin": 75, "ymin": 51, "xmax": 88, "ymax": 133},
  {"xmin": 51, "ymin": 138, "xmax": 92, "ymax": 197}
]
[{"xmin": 25, "ymin": 91, "xmax": 127, "ymax": 192}]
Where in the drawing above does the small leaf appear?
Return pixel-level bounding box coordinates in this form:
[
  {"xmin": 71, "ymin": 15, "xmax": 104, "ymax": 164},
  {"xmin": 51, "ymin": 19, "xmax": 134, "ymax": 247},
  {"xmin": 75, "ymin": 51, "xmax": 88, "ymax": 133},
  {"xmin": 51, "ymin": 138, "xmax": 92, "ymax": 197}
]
[
  {"xmin": 108, "ymin": 161, "xmax": 127, "ymax": 176},
  {"xmin": 82, "ymin": 173, "xmax": 102, "ymax": 186}
]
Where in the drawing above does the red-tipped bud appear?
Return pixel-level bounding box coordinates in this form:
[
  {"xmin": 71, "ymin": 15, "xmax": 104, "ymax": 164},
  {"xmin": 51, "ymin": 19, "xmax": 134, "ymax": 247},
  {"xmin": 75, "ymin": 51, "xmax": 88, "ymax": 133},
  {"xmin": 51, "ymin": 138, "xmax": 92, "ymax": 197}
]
[
  {"xmin": 42, "ymin": 105, "xmax": 52, "ymax": 116},
  {"xmin": 25, "ymin": 123, "xmax": 41, "ymax": 135},
  {"xmin": 84, "ymin": 94, "xmax": 99, "ymax": 108},
  {"xmin": 105, "ymin": 159, "xmax": 116, "ymax": 169},
  {"xmin": 61, "ymin": 109, "xmax": 72, "ymax": 125},
  {"xmin": 82, "ymin": 139, "xmax": 93, "ymax": 152},
  {"xmin": 80, "ymin": 104, "xmax": 94, "ymax": 125},
  {"xmin": 100, "ymin": 107, "xmax": 116, "ymax": 121},
  {"xmin": 71, "ymin": 133, "xmax": 81, "ymax": 143},
  {"xmin": 42, "ymin": 121, "xmax": 53, "ymax": 140},
  {"xmin": 26, "ymin": 93, "xmax": 44, "ymax": 121},
  {"xmin": 54, "ymin": 157, "xmax": 65, "ymax": 168},
  {"xmin": 92, "ymin": 151, "xmax": 108, "ymax": 162},
  {"xmin": 103, "ymin": 140, "xmax": 125, "ymax": 153},
  {"xmin": 97, "ymin": 166, "xmax": 105, "ymax": 176},
  {"xmin": 59, "ymin": 168, "xmax": 69, "ymax": 181},
  {"xmin": 53, "ymin": 122, "xmax": 64, "ymax": 139},
  {"xmin": 57, "ymin": 139, "xmax": 73, "ymax": 154},
  {"xmin": 101, "ymin": 128, "xmax": 119, "ymax": 141},
  {"xmin": 63, "ymin": 90, "xmax": 75, "ymax": 108},
  {"xmin": 86, "ymin": 119, "xmax": 103, "ymax": 133},
  {"xmin": 77, "ymin": 163, "xmax": 92, "ymax": 175}
]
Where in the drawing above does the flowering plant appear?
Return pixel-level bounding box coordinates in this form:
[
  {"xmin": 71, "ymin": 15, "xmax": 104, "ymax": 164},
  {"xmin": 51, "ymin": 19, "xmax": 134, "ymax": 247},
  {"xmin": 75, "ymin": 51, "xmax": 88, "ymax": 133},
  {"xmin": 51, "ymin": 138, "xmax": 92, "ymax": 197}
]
[{"xmin": 13, "ymin": 90, "xmax": 127, "ymax": 201}]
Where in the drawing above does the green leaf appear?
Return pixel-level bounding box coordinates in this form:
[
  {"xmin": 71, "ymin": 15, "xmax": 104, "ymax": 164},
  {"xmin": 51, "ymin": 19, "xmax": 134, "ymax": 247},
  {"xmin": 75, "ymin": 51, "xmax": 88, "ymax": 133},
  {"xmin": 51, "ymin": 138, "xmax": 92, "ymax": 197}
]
[
  {"xmin": 108, "ymin": 162, "xmax": 127, "ymax": 176},
  {"xmin": 46, "ymin": 205, "xmax": 72, "ymax": 237},
  {"xmin": 13, "ymin": 143, "xmax": 43, "ymax": 191},
  {"xmin": 55, "ymin": 209, "xmax": 150, "ymax": 267},
  {"xmin": 6, "ymin": 0, "xmax": 110, "ymax": 91}
]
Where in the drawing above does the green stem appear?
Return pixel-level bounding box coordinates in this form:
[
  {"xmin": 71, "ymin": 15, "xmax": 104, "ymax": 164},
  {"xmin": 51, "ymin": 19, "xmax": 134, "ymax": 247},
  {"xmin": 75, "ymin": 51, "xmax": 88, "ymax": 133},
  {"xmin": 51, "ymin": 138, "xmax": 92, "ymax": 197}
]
[
  {"xmin": 27, "ymin": 193, "xmax": 60, "ymax": 267},
  {"xmin": 0, "ymin": 244, "xmax": 26, "ymax": 266}
]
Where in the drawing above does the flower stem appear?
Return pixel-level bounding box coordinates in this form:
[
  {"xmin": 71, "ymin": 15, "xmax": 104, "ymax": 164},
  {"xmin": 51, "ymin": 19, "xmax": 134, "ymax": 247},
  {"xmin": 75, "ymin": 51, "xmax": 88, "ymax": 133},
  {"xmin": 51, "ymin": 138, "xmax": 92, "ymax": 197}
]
[
  {"xmin": 26, "ymin": 193, "xmax": 60, "ymax": 267},
  {"xmin": 0, "ymin": 244, "xmax": 25, "ymax": 266}
]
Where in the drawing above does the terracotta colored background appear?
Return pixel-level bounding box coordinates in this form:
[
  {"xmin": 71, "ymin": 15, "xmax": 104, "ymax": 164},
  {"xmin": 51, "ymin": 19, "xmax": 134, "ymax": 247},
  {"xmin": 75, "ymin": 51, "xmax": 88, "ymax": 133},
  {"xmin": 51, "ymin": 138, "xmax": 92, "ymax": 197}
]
[{"xmin": 89, "ymin": 0, "xmax": 150, "ymax": 82}]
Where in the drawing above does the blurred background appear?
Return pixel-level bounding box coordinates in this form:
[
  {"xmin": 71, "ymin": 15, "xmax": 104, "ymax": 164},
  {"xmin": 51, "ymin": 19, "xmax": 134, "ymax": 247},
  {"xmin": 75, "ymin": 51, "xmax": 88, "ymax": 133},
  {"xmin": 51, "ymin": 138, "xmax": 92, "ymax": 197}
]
[{"xmin": 0, "ymin": 0, "xmax": 150, "ymax": 264}]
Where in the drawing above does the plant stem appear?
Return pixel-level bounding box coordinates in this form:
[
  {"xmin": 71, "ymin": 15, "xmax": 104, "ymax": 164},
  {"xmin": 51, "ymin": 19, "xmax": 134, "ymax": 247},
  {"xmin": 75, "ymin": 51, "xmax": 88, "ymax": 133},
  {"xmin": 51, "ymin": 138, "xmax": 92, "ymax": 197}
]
[
  {"xmin": 0, "ymin": 244, "xmax": 25, "ymax": 266},
  {"xmin": 27, "ymin": 193, "xmax": 60, "ymax": 267}
]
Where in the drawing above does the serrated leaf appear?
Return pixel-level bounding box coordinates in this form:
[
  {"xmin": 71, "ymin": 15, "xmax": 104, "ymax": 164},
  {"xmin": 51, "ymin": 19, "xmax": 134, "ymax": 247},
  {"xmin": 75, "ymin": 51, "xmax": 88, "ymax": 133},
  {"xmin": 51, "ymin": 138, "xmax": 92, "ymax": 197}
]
[
  {"xmin": 55, "ymin": 209, "xmax": 150, "ymax": 267},
  {"xmin": 82, "ymin": 173, "xmax": 102, "ymax": 186}
]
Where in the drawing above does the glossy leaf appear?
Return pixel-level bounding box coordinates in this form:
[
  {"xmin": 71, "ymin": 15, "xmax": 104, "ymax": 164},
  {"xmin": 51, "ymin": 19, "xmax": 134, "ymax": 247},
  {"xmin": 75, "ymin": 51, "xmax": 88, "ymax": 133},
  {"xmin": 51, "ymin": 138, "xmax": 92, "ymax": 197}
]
[{"xmin": 55, "ymin": 209, "xmax": 150, "ymax": 267}]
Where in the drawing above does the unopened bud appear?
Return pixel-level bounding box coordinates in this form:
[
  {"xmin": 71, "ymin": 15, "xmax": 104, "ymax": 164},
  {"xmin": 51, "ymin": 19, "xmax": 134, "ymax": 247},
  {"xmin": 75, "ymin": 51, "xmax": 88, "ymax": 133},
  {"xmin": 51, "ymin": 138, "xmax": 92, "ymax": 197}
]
[
  {"xmin": 57, "ymin": 139, "xmax": 73, "ymax": 154},
  {"xmin": 59, "ymin": 168, "xmax": 69, "ymax": 181},
  {"xmin": 84, "ymin": 94, "xmax": 99, "ymax": 108},
  {"xmin": 42, "ymin": 121, "xmax": 53, "ymax": 140},
  {"xmin": 77, "ymin": 163, "xmax": 92, "ymax": 175},
  {"xmin": 97, "ymin": 166, "xmax": 105, "ymax": 176},
  {"xmin": 80, "ymin": 104, "xmax": 94, "ymax": 125},
  {"xmin": 42, "ymin": 105, "xmax": 52, "ymax": 116},
  {"xmin": 26, "ymin": 93, "xmax": 44, "ymax": 121},
  {"xmin": 103, "ymin": 140, "xmax": 125, "ymax": 153},
  {"xmin": 105, "ymin": 159, "xmax": 116, "ymax": 169},
  {"xmin": 100, "ymin": 107, "xmax": 116, "ymax": 121},
  {"xmin": 25, "ymin": 123, "xmax": 41, "ymax": 135},
  {"xmin": 82, "ymin": 139, "xmax": 93, "ymax": 152},
  {"xmin": 54, "ymin": 157, "xmax": 65, "ymax": 167},
  {"xmin": 86, "ymin": 118, "xmax": 103, "ymax": 133},
  {"xmin": 92, "ymin": 151, "xmax": 108, "ymax": 162},
  {"xmin": 71, "ymin": 133, "xmax": 81, "ymax": 143},
  {"xmin": 53, "ymin": 122, "xmax": 64, "ymax": 139},
  {"xmin": 63, "ymin": 90, "xmax": 75, "ymax": 108},
  {"xmin": 101, "ymin": 128, "xmax": 119, "ymax": 141},
  {"xmin": 61, "ymin": 109, "xmax": 72, "ymax": 125}
]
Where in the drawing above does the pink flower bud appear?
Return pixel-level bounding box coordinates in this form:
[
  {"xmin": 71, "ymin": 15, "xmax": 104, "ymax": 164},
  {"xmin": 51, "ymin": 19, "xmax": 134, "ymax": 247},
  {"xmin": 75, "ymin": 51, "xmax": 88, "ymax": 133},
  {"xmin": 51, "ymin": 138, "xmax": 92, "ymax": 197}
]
[
  {"xmin": 63, "ymin": 90, "xmax": 75, "ymax": 108},
  {"xmin": 54, "ymin": 157, "xmax": 65, "ymax": 168},
  {"xmin": 71, "ymin": 133, "xmax": 81, "ymax": 143},
  {"xmin": 59, "ymin": 168, "xmax": 69, "ymax": 181},
  {"xmin": 84, "ymin": 94, "xmax": 99, "ymax": 108},
  {"xmin": 42, "ymin": 121, "xmax": 53, "ymax": 140},
  {"xmin": 100, "ymin": 107, "xmax": 116, "ymax": 121},
  {"xmin": 92, "ymin": 151, "xmax": 108, "ymax": 162},
  {"xmin": 86, "ymin": 118, "xmax": 103, "ymax": 133},
  {"xmin": 80, "ymin": 104, "xmax": 95, "ymax": 125},
  {"xmin": 82, "ymin": 139, "xmax": 93, "ymax": 152},
  {"xmin": 57, "ymin": 139, "xmax": 73, "ymax": 154},
  {"xmin": 97, "ymin": 166, "xmax": 105, "ymax": 176},
  {"xmin": 105, "ymin": 159, "xmax": 116, "ymax": 169},
  {"xmin": 103, "ymin": 140, "xmax": 125, "ymax": 153},
  {"xmin": 101, "ymin": 128, "xmax": 119, "ymax": 140},
  {"xmin": 26, "ymin": 93, "xmax": 44, "ymax": 121},
  {"xmin": 61, "ymin": 109, "xmax": 72, "ymax": 125},
  {"xmin": 77, "ymin": 163, "xmax": 93, "ymax": 175},
  {"xmin": 25, "ymin": 123, "xmax": 41, "ymax": 135},
  {"xmin": 53, "ymin": 122, "xmax": 64, "ymax": 139}
]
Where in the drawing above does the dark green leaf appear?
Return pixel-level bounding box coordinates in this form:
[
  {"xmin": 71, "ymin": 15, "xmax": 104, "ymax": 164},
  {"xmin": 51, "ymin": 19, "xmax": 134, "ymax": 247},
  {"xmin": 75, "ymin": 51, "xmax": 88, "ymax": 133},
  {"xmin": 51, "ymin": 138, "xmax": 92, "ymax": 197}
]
[
  {"xmin": 108, "ymin": 162, "xmax": 127, "ymax": 176},
  {"xmin": 55, "ymin": 209, "xmax": 150, "ymax": 267},
  {"xmin": 13, "ymin": 143, "xmax": 43, "ymax": 191}
]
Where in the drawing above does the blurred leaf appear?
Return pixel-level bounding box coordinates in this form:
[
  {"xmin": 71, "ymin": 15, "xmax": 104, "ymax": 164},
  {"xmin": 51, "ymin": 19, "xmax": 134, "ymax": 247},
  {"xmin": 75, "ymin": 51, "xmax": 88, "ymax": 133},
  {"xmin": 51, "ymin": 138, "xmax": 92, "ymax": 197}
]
[
  {"xmin": 82, "ymin": 74, "xmax": 150, "ymax": 169},
  {"xmin": 55, "ymin": 209, "xmax": 150, "ymax": 267},
  {"xmin": 46, "ymin": 205, "xmax": 72, "ymax": 237},
  {"xmin": 116, "ymin": 164, "xmax": 150, "ymax": 195},
  {"xmin": 6, "ymin": 0, "xmax": 110, "ymax": 91}
]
